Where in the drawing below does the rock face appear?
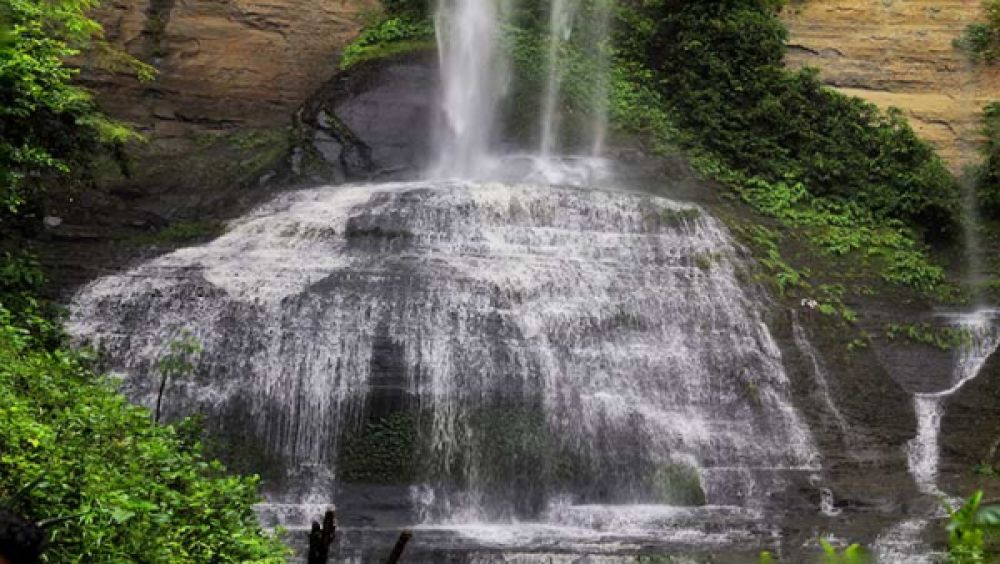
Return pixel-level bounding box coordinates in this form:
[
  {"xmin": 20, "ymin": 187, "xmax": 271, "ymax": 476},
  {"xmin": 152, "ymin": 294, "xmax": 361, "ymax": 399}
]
[
  {"xmin": 83, "ymin": 0, "xmax": 379, "ymax": 135},
  {"xmin": 783, "ymin": 0, "xmax": 1000, "ymax": 169},
  {"xmin": 295, "ymin": 51, "xmax": 438, "ymax": 184}
]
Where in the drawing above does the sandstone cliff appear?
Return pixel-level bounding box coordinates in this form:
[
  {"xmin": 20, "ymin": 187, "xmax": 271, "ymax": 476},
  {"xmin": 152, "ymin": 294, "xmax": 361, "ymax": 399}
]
[
  {"xmin": 84, "ymin": 0, "xmax": 379, "ymax": 137},
  {"xmin": 783, "ymin": 0, "xmax": 1000, "ymax": 170}
]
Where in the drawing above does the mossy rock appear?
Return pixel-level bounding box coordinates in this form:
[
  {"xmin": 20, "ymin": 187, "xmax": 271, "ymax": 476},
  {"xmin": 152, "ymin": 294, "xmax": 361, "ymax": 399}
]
[
  {"xmin": 338, "ymin": 411, "xmax": 419, "ymax": 484},
  {"xmin": 650, "ymin": 463, "xmax": 706, "ymax": 506}
]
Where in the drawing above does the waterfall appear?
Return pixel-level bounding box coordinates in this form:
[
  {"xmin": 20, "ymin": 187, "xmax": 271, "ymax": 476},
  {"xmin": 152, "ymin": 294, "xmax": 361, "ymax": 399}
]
[
  {"xmin": 904, "ymin": 310, "xmax": 1000, "ymax": 496},
  {"xmin": 587, "ymin": 0, "xmax": 613, "ymax": 157},
  {"xmin": 69, "ymin": 181, "xmax": 819, "ymax": 524},
  {"xmin": 432, "ymin": 0, "xmax": 613, "ymax": 176},
  {"xmin": 431, "ymin": 0, "xmax": 509, "ymax": 177},
  {"xmin": 67, "ymin": 0, "xmax": 826, "ymax": 551},
  {"xmin": 538, "ymin": 0, "xmax": 613, "ymax": 157},
  {"xmin": 538, "ymin": 0, "xmax": 578, "ymax": 157}
]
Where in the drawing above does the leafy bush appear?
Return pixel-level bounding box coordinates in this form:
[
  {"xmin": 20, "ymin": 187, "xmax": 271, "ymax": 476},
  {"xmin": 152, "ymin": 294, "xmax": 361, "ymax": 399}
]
[
  {"xmin": 947, "ymin": 490, "xmax": 1000, "ymax": 563},
  {"xmin": 381, "ymin": 0, "xmax": 429, "ymax": 18},
  {"xmin": 339, "ymin": 16, "xmax": 434, "ymax": 70},
  {"xmin": 976, "ymin": 101, "xmax": 1000, "ymax": 219},
  {"xmin": 624, "ymin": 0, "xmax": 961, "ymax": 241},
  {"xmin": 956, "ymin": 1, "xmax": 1000, "ymax": 64},
  {"xmin": 0, "ymin": 310, "xmax": 288, "ymax": 561},
  {"xmin": 0, "ymin": 0, "xmax": 151, "ymax": 230},
  {"xmin": 0, "ymin": 253, "xmax": 64, "ymax": 348}
]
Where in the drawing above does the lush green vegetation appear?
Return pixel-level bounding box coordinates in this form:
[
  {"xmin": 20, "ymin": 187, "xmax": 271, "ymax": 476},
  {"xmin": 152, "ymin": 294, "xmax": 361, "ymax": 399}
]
[
  {"xmin": 946, "ymin": 491, "xmax": 1000, "ymax": 563},
  {"xmin": 0, "ymin": 1, "xmax": 290, "ymax": 559},
  {"xmin": 634, "ymin": 1, "xmax": 959, "ymax": 236},
  {"xmin": 975, "ymin": 101, "xmax": 1000, "ymax": 220},
  {"xmin": 0, "ymin": 0, "xmax": 151, "ymax": 234},
  {"xmin": 0, "ymin": 263, "xmax": 287, "ymax": 561},
  {"xmin": 339, "ymin": 16, "xmax": 434, "ymax": 70},
  {"xmin": 600, "ymin": 0, "xmax": 964, "ymax": 315},
  {"xmin": 956, "ymin": 0, "xmax": 1000, "ymax": 64},
  {"xmin": 0, "ymin": 322, "xmax": 288, "ymax": 562}
]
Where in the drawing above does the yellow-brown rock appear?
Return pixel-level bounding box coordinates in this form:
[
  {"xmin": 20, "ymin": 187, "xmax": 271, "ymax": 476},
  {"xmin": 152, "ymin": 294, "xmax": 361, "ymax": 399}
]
[
  {"xmin": 83, "ymin": 0, "xmax": 379, "ymax": 138},
  {"xmin": 783, "ymin": 0, "xmax": 1000, "ymax": 170}
]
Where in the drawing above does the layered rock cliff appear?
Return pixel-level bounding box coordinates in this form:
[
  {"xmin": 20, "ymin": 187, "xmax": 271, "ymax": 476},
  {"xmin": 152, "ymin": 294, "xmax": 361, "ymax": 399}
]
[
  {"xmin": 83, "ymin": 0, "xmax": 378, "ymax": 135},
  {"xmin": 783, "ymin": 0, "xmax": 1000, "ymax": 170}
]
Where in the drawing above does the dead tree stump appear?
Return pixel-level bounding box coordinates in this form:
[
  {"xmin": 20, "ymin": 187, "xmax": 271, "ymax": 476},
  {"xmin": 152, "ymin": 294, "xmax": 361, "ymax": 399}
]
[{"xmin": 306, "ymin": 509, "xmax": 336, "ymax": 564}]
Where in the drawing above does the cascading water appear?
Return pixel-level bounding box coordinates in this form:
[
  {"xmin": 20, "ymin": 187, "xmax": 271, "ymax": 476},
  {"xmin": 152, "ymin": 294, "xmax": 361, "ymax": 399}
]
[
  {"xmin": 68, "ymin": 181, "xmax": 818, "ymax": 521},
  {"xmin": 791, "ymin": 315, "xmax": 850, "ymax": 437},
  {"xmin": 870, "ymin": 310, "xmax": 1000, "ymax": 564},
  {"xmin": 67, "ymin": 0, "xmax": 828, "ymax": 558},
  {"xmin": 905, "ymin": 310, "xmax": 1000, "ymax": 496}
]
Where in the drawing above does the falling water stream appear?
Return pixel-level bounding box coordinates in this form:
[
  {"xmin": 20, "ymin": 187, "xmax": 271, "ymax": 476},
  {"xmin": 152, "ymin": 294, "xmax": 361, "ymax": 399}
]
[{"xmin": 64, "ymin": 0, "xmax": 1000, "ymax": 561}]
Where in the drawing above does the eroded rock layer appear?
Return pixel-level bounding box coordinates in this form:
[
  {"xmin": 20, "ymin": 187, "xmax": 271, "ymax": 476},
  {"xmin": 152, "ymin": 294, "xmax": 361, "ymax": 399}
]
[{"xmin": 783, "ymin": 0, "xmax": 1000, "ymax": 169}]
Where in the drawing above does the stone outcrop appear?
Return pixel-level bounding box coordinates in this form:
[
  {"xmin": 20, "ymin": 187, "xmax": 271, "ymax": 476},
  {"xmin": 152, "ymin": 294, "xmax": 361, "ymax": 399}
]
[
  {"xmin": 82, "ymin": 0, "xmax": 379, "ymax": 136},
  {"xmin": 783, "ymin": 0, "xmax": 1000, "ymax": 170}
]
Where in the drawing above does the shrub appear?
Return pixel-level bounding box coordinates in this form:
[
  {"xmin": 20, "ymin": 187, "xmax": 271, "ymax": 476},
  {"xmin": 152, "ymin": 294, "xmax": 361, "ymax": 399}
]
[
  {"xmin": 0, "ymin": 309, "xmax": 288, "ymax": 561},
  {"xmin": 628, "ymin": 0, "xmax": 961, "ymax": 241},
  {"xmin": 339, "ymin": 16, "xmax": 434, "ymax": 70},
  {"xmin": 956, "ymin": 0, "xmax": 1000, "ymax": 64}
]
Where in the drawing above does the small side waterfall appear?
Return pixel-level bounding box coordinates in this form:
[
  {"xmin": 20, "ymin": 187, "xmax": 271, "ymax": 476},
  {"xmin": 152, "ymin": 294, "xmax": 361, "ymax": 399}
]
[
  {"xmin": 791, "ymin": 315, "xmax": 850, "ymax": 436},
  {"xmin": 904, "ymin": 310, "xmax": 1000, "ymax": 495}
]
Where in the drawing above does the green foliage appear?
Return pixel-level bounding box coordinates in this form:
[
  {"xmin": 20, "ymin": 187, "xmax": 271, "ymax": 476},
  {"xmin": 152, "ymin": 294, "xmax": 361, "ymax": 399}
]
[
  {"xmin": 946, "ymin": 490, "xmax": 1000, "ymax": 563},
  {"xmin": 381, "ymin": 0, "xmax": 429, "ymax": 18},
  {"xmin": 0, "ymin": 252, "xmax": 64, "ymax": 348},
  {"xmin": 154, "ymin": 331, "xmax": 202, "ymax": 423},
  {"xmin": 124, "ymin": 220, "xmax": 225, "ymax": 247},
  {"xmin": 621, "ymin": 0, "xmax": 961, "ymax": 241},
  {"xmin": 819, "ymin": 539, "xmax": 868, "ymax": 563},
  {"xmin": 339, "ymin": 16, "xmax": 434, "ymax": 70},
  {"xmin": 975, "ymin": 101, "xmax": 1000, "ymax": 220},
  {"xmin": 339, "ymin": 411, "xmax": 418, "ymax": 484},
  {"xmin": 0, "ymin": 0, "xmax": 151, "ymax": 225},
  {"xmin": 956, "ymin": 1, "xmax": 1000, "ymax": 64},
  {"xmin": 884, "ymin": 322, "xmax": 972, "ymax": 350},
  {"xmin": 724, "ymin": 166, "xmax": 948, "ymax": 296},
  {"xmin": 0, "ymin": 309, "xmax": 287, "ymax": 561}
]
